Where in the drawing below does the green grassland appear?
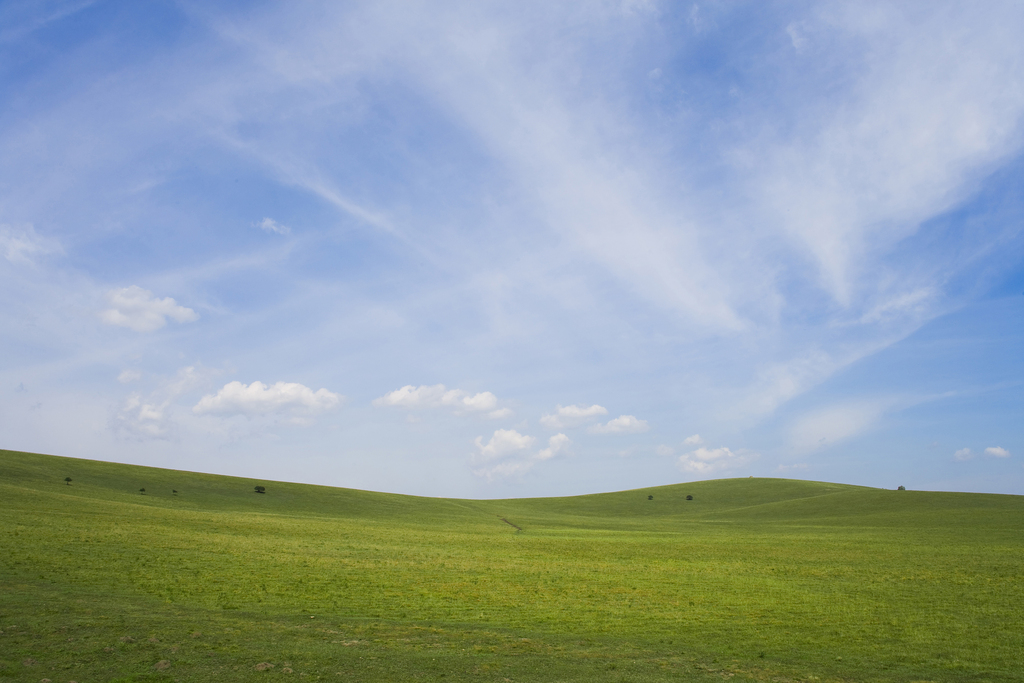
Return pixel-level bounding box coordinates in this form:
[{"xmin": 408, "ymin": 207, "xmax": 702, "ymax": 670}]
[{"xmin": 1, "ymin": 449, "xmax": 1023, "ymax": 683}]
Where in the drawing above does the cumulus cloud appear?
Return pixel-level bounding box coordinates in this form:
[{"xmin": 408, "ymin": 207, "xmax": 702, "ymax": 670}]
[
  {"xmin": 0, "ymin": 224, "xmax": 61, "ymax": 264},
  {"xmin": 954, "ymin": 446, "xmax": 1010, "ymax": 461},
  {"xmin": 473, "ymin": 428, "xmax": 535, "ymax": 462},
  {"xmin": 115, "ymin": 392, "xmax": 170, "ymax": 439},
  {"xmin": 537, "ymin": 433, "xmax": 570, "ymax": 461},
  {"xmin": 678, "ymin": 446, "xmax": 757, "ymax": 474},
  {"xmin": 258, "ymin": 217, "xmax": 291, "ymax": 235},
  {"xmin": 588, "ymin": 415, "xmax": 649, "ymax": 434},
  {"xmin": 683, "ymin": 434, "xmax": 702, "ymax": 446},
  {"xmin": 472, "ymin": 430, "xmax": 570, "ymax": 480},
  {"xmin": 373, "ymin": 384, "xmax": 509, "ymax": 418},
  {"xmin": 99, "ymin": 285, "xmax": 199, "ymax": 332},
  {"xmin": 193, "ymin": 380, "xmax": 341, "ymax": 423},
  {"xmin": 539, "ymin": 403, "xmax": 608, "ymax": 429}
]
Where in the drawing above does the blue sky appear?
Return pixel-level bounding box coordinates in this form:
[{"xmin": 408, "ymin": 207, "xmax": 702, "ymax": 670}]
[{"xmin": 1, "ymin": 0, "xmax": 1022, "ymax": 498}]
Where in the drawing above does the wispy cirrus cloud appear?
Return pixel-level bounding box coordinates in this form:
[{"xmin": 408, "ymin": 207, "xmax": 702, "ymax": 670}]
[
  {"xmin": 112, "ymin": 366, "xmax": 213, "ymax": 440},
  {"xmin": 0, "ymin": 224, "xmax": 61, "ymax": 265},
  {"xmin": 2, "ymin": 1, "xmax": 1023, "ymax": 496},
  {"xmin": 788, "ymin": 401, "xmax": 890, "ymax": 453}
]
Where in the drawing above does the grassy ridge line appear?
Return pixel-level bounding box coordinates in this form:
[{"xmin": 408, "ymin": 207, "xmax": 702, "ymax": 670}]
[
  {"xmin": 0, "ymin": 449, "xmax": 875, "ymax": 521},
  {"xmin": 6, "ymin": 448, "xmax": 1019, "ymax": 531}
]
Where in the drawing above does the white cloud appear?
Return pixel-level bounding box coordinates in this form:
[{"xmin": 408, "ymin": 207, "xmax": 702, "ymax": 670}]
[
  {"xmin": 472, "ymin": 430, "xmax": 570, "ymax": 480},
  {"xmin": 373, "ymin": 384, "xmax": 508, "ymax": 417},
  {"xmin": 588, "ymin": 414, "xmax": 649, "ymax": 434},
  {"xmin": 0, "ymin": 224, "xmax": 61, "ymax": 264},
  {"xmin": 193, "ymin": 380, "xmax": 340, "ymax": 421},
  {"xmin": 655, "ymin": 444, "xmax": 674, "ymax": 456},
  {"xmin": 117, "ymin": 369, "xmax": 141, "ymax": 384},
  {"xmin": 112, "ymin": 366, "xmax": 211, "ymax": 440},
  {"xmin": 954, "ymin": 447, "xmax": 974, "ymax": 461},
  {"xmin": 537, "ymin": 433, "xmax": 570, "ymax": 461},
  {"xmin": 683, "ymin": 434, "xmax": 702, "ymax": 446},
  {"xmin": 473, "ymin": 428, "xmax": 535, "ymax": 463},
  {"xmin": 374, "ymin": 384, "xmax": 448, "ymax": 408},
  {"xmin": 258, "ymin": 217, "xmax": 291, "ymax": 235},
  {"xmin": 955, "ymin": 446, "xmax": 1011, "ymax": 461},
  {"xmin": 461, "ymin": 390, "xmax": 499, "ymax": 412},
  {"xmin": 539, "ymin": 403, "xmax": 607, "ymax": 429},
  {"xmin": 678, "ymin": 446, "xmax": 756, "ymax": 474},
  {"xmin": 99, "ymin": 285, "xmax": 199, "ymax": 332},
  {"xmin": 114, "ymin": 392, "xmax": 170, "ymax": 439}
]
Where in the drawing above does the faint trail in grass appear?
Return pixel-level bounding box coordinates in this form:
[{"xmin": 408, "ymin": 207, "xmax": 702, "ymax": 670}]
[{"xmin": 498, "ymin": 516, "xmax": 522, "ymax": 531}]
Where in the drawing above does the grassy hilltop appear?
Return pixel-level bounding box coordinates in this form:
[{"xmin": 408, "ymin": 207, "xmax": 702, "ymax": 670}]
[{"xmin": 1, "ymin": 449, "xmax": 1023, "ymax": 683}]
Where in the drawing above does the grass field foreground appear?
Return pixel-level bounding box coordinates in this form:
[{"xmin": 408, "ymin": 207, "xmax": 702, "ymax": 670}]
[{"xmin": 2, "ymin": 449, "xmax": 1023, "ymax": 682}]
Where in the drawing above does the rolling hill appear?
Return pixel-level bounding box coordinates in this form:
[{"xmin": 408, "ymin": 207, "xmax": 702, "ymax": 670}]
[{"xmin": 2, "ymin": 448, "xmax": 1022, "ymax": 682}]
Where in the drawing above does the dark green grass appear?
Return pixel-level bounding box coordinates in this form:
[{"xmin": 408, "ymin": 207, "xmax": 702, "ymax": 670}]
[{"xmin": 2, "ymin": 449, "xmax": 1023, "ymax": 682}]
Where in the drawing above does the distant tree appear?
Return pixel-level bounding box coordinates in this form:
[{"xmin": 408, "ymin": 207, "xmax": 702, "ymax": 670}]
[
  {"xmin": 897, "ymin": 485, "xmax": 906, "ymax": 491},
  {"xmin": 64, "ymin": 477, "xmax": 72, "ymax": 485},
  {"xmin": 686, "ymin": 495, "xmax": 693, "ymax": 501},
  {"xmin": 254, "ymin": 485, "xmax": 266, "ymax": 494},
  {"xmin": 647, "ymin": 495, "xmax": 654, "ymax": 500},
  {"xmin": 139, "ymin": 488, "xmax": 145, "ymax": 494}
]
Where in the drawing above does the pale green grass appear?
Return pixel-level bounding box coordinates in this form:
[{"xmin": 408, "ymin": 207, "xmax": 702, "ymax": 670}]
[{"xmin": 2, "ymin": 449, "xmax": 1023, "ymax": 682}]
